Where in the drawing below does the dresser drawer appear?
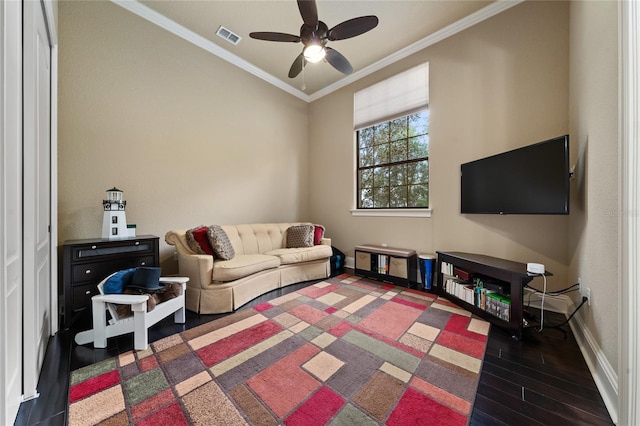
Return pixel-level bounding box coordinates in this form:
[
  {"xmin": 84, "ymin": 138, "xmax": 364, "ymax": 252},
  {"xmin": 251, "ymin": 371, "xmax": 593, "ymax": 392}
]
[
  {"xmin": 71, "ymin": 239, "xmax": 155, "ymax": 261},
  {"xmin": 71, "ymin": 283, "xmax": 101, "ymax": 313},
  {"xmin": 355, "ymin": 251, "xmax": 372, "ymax": 271},
  {"xmin": 71, "ymin": 255, "xmax": 155, "ymax": 285}
]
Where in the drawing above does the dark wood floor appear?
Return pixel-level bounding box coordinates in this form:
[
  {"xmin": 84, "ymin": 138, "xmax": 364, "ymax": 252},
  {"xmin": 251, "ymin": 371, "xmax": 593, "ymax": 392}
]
[
  {"xmin": 471, "ymin": 309, "xmax": 613, "ymax": 425},
  {"xmin": 15, "ymin": 279, "xmax": 613, "ymax": 426}
]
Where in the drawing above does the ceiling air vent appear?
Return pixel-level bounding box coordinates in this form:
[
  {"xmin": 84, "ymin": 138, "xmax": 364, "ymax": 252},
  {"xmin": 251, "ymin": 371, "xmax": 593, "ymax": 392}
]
[{"xmin": 216, "ymin": 26, "xmax": 242, "ymax": 45}]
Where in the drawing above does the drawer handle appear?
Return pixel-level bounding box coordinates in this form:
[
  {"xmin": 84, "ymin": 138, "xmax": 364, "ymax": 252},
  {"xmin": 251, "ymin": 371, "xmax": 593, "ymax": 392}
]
[
  {"xmin": 91, "ymin": 245, "xmax": 97, "ymax": 249},
  {"xmin": 85, "ymin": 290, "xmax": 91, "ymax": 295},
  {"xmin": 85, "ymin": 269, "xmax": 91, "ymax": 274},
  {"xmin": 140, "ymin": 261, "xmax": 146, "ymax": 266},
  {"xmin": 135, "ymin": 241, "xmax": 140, "ymax": 246}
]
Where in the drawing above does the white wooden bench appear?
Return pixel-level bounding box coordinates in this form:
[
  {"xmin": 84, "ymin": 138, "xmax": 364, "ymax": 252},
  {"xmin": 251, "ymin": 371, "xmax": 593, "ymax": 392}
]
[{"xmin": 74, "ymin": 274, "xmax": 188, "ymax": 351}]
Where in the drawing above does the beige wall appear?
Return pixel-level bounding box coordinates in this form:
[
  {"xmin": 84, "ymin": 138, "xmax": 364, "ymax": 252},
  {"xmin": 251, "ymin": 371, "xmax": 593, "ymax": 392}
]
[
  {"xmin": 568, "ymin": 1, "xmax": 619, "ymax": 371},
  {"xmin": 308, "ymin": 1, "xmax": 570, "ymax": 291},
  {"xmin": 58, "ymin": 1, "xmax": 309, "ymax": 272}
]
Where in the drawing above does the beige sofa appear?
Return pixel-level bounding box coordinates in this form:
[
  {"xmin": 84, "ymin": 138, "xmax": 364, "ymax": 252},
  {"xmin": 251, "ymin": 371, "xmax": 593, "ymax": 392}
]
[{"xmin": 165, "ymin": 223, "xmax": 332, "ymax": 314}]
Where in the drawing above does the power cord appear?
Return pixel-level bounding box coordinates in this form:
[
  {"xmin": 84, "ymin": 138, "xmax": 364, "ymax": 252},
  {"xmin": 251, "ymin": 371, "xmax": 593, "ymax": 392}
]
[
  {"xmin": 538, "ymin": 274, "xmax": 547, "ymax": 332},
  {"xmin": 548, "ymin": 296, "xmax": 589, "ymax": 330},
  {"xmin": 525, "ymin": 282, "xmax": 579, "ymax": 296},
  {"xmin": 525, "ymin": 280, "xmax": 577, "ymax": 332},
  {"xmin": 526, "ymin": 291, "xmax": 589, "ymax": 339}
]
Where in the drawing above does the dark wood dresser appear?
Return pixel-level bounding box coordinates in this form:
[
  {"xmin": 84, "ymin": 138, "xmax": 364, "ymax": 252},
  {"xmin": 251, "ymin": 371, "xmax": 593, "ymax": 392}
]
[{"xmin": 61, "ymin": 235, "xmax": 159, "ymax": 328}]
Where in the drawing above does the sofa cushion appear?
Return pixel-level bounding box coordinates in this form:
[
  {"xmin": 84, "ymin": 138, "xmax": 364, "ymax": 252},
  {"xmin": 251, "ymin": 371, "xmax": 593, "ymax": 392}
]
[
  {"xmin": 186, "ymin": 225, "xmax": 214, "ymax": 255},
  {"xmin": 313, "ymin": 224, "xmax": 325, "ymax": 245},
  {"xmin": 212, "ymin": 254, "xmax": 280, "ymax": 282},
  {"xmin": 265, "ymin": 245, "xmax": 332, "ymax": 265},
  {"xmin": 207, "ymin": 225, "xmax": 235, "ymax": 260},
  {"xmin": 286, "ymin": 224, "xmax": 314, "ymax": 248}
]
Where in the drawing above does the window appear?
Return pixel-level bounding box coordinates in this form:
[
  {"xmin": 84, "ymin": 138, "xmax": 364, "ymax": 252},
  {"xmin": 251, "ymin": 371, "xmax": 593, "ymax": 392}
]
[
  {"xmin": 354, "ymin": 63, "xmax": 429, "ymax": 213},
  {"xmin": 357, "ymin": 110, "xmax": 429, "ymax": 208}
]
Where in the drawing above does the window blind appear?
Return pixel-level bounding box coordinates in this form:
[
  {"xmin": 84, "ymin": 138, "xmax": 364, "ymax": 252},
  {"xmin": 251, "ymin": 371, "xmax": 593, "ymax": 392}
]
[{"xmin": 354, "ymin": 62, "xmax": 429, "ymax": 130}]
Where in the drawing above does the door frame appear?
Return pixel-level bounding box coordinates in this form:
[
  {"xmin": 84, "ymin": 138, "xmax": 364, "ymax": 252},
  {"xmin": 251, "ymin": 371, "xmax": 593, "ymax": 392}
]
[
  {"xmin": 43, "ymin": 0, "xmax": 58, "ymax": 336},
  {"xmin": 619, "ymin": 0, "xmax": 640, "ymax": 424},
  {"xmin": 20, "ymin": 0, "xmax": 58, "ymax": 403},
  {"xmin": 1, "ymin": 1, "xmax": 24, "ymax": 423}
]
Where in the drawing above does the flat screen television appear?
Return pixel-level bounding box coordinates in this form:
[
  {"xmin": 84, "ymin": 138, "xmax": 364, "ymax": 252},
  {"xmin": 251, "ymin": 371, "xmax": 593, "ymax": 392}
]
[{"xmin": 460, "ymin": 135, "xmax": 570, "ymax": 215}]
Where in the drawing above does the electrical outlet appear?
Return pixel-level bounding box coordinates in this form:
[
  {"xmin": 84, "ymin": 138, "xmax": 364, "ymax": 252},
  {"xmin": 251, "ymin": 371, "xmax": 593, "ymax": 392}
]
[
  {"xmin": 586, "ymin": 287, "xmax": 591, "ymax": 306},
  {"xmin": 578, "ymin": 277, "xmax": 583, "ymax": 296}
]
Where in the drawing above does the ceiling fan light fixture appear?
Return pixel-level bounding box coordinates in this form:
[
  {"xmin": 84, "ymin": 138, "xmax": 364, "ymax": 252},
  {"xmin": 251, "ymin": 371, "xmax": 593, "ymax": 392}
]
[
  {"xmin": 251, "ymin": 0, "xmax": 378, "ymax": 78},
  {"xmin": 303, "ymin": 43, "xmax": 326, "ymax": 63}
]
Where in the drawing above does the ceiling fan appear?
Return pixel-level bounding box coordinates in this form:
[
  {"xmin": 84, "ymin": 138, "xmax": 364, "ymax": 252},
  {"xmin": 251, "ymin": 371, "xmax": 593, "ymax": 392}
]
[{"xmin": 249, "ymin": 0, "xmax": 379, "ymax": 78}]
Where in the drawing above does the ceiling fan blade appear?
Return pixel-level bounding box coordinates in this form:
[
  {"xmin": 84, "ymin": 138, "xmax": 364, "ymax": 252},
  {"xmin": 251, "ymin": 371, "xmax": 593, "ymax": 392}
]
[
  {"xmin": 325, "ymin": 47, "xmax": 353, "ymax": 75},
  {"xmin": 288, "ymin": 53, "xmax": 306, "ymax": 78},
  {"xmin": 328, "ymin": 16, "xmax": 379, "ymax": 41},
  {"xmin": 249, "ymin": 32, "xmax": 301, "ymax": 43},
  {"xmin": 297, "ymin": 0, "xmax": 318, "ymax": 28}
]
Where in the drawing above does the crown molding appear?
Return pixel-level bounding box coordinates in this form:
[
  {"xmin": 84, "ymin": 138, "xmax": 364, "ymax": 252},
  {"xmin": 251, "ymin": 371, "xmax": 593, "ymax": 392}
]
[
  {"xmin": 308, "ymin": 0, "xmax": 524, "ymax": 101},
  {"xmin": 112, "ymin": 0, "xmax": 522, "ymax": 103},
  {"xmin": 111, "ymin": 0, "xmax": 312, "ymax": 102}
]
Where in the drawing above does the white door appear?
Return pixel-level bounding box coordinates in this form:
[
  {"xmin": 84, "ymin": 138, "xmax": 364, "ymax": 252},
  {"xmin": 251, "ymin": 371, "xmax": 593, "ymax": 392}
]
[
  {"xmin": 1, "ymin": 1, "xmax": 24, "ymax": 422},
  {"xmin": 23, "ymin": 0, "xmax": 52, "ymax": 399}
]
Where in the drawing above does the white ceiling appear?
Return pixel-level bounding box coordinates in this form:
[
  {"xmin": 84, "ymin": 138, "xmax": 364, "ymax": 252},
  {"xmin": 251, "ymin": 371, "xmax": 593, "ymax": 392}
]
[{"xmin": 114, "ymin": 0, "xmax": 521, "ymax": 101}]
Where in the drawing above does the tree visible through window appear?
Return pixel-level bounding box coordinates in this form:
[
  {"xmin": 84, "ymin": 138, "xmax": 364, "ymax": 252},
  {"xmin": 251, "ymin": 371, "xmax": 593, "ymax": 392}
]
[{"xmin": 357, "ymin": 110, "xmax": 429, "ymax": 208}]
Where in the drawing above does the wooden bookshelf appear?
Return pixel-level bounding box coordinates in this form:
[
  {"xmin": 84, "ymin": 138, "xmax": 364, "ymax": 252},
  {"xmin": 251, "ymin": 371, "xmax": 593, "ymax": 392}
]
[{"xmin": 436, "ymin": 251, "xmax": 551, "ymax": 339}]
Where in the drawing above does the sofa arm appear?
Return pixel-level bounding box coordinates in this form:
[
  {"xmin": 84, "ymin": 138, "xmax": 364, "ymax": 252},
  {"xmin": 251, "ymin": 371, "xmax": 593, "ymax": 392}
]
[
  {"xmin": 177, "ymin": 252, "xmax": 214, "ymax": 290},
  {"xmin": 165, "ymin": 229, "xmax": 195, "ymax": 256},
  {"xmin": 320, "ymin": 237, "xmax": 331, "ymax": 246}
]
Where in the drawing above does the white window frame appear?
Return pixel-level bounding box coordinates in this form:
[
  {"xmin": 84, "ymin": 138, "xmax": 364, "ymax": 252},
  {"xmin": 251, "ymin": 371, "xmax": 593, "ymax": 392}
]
[{"xmin": 352, "ymin": 63, "xmax": 431, "ymax": 217}]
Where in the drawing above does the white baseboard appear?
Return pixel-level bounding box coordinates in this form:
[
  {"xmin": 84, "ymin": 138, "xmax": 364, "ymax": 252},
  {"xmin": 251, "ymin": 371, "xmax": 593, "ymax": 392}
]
[
  {"xmin": 345, "ymin": 256, "xmax": 355, "ymax": 269},
  {"xmin": 525, "ymin": 292, "xmax": 619, "ymax": 424},
  {"xmin": 567, "ymin": 304, "xmax": 619, "ymax": 424},
  {"xmin": 523, "ymin": 289, "xmax": 569, "ymax": 314}
]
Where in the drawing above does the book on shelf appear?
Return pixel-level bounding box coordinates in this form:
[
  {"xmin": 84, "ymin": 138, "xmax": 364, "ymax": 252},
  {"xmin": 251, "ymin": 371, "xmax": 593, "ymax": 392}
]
[
  {"xmin": 444, "ymin": 276, "xmax": 511, "ymax": 321},
  {"xmin": 485, "ymin": 292, "xmax": 511, "ymax": 321},
  {"xmin": 453, "ymin": 267, "xmax": 471, "ymax": 281},
  {"xmin": 444, "ymin": 278, "xmax": 474, "ymax": 305},
  {"xmin": 441, "ymin": 261, "xmax": 454, "ymax": 276},
  {"xmin": 441, "ymin": 261, "xmax": 471, "ymax": 281},
  {"xmin": 377, "ymin": 254, "xmax": 389, "ymax": 274}
]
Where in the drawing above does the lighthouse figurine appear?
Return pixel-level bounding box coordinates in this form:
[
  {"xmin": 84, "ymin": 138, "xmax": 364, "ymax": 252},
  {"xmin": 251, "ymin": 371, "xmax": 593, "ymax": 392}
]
[{"xmin": 102, "ymin": 187, "xmax": 128, "ymax": 239}]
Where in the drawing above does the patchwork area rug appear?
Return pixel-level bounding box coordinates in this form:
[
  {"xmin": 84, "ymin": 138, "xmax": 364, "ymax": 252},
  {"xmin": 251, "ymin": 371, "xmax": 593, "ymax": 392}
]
[{"xmin": 68, "ymin": 274, "xmax": 490, "ymax": 425}]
